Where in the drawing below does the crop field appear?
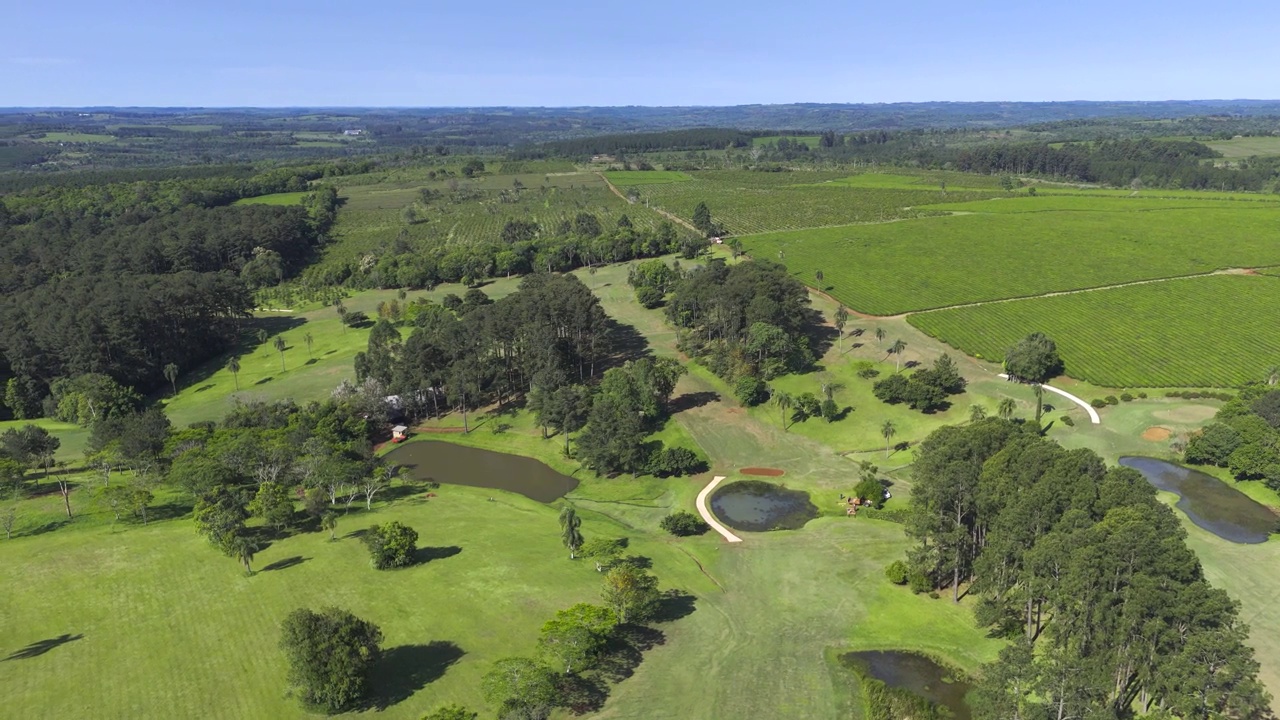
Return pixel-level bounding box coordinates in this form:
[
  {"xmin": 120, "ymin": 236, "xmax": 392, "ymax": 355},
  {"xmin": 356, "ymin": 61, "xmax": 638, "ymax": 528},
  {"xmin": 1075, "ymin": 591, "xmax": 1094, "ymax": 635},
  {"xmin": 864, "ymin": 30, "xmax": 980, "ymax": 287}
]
[
  {"xmin": 321, "ymin": 176, "xmax": 667, "ymax": 268},
  {"xmin": 1204, "ymin": 135, "xmax": 1280, "ymax": 158},
  {"xmin": 603, "ymin": 170, "xmax": 693, "ymax": 185},
  {"xmin": 908, "ymin": 274, "xmax": 1280, "ymax": 388},
  {"xmin": 920, "ymin": 193, "xmax": 1280, "ymax": 214},
  {"xmin": 743, "ymin": 204, "xmax": 1280, "ymax": 315},
  {"xmin": 232, "ymin": 191, "xmax": 308, "ymax": 206},
  {"xmin": 32, "ymin": 132, "xmax": 116, "ymax": 143},
  {"xmin": 610, "ymin": 170, "xmax": 999, "ymax": 235},
  {"xmin": 751, "ymin": 135, "xmax": 821, "ymax": 146},
  {"xmin": 818, "ymin": 171, "xmax": 1006, "ymax": 191}
]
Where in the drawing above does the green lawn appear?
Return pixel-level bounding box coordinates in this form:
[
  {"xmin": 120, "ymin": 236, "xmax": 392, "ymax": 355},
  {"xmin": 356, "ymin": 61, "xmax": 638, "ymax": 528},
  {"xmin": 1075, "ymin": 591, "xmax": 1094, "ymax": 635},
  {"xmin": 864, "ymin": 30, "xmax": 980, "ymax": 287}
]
[
  {"xmin": 908, "ymin": 274, "xmax": 1280, "ymax": 388},
  {"xmin": 232, "ymin": 191, "xmax": 309, "ymax": 206},
  {"xmin": 744, "ymin": 204, "xmax": 1280, "ymax": 315}
]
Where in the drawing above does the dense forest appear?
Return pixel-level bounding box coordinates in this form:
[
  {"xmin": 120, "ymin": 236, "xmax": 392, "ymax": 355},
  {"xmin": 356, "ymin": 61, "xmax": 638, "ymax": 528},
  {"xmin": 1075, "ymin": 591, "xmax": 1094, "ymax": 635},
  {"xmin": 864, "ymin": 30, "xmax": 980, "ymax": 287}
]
[
  {"xmin": 903, "ymin": 421, "xmax": 1271, "ymax": 717},
  {"xmin": 0, "ymin": 163, "xmax": 359, "ymax": 419}
]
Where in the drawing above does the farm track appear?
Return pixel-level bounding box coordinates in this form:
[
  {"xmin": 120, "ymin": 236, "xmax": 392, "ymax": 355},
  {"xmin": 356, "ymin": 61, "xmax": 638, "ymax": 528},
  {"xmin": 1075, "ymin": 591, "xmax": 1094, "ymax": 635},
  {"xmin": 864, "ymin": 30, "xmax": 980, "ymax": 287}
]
[
  {"xmin": 598, "ymin": 172, "xmax": 702, "ymax": 235},
  {"xmin": 814, "ymin": 266, "xmax": 1272, "ymax": 321}
]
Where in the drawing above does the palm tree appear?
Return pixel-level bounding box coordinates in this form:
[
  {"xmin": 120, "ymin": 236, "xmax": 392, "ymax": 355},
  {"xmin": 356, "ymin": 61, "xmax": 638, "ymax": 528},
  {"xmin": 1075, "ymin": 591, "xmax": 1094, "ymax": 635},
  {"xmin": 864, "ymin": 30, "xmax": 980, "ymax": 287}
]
[
  {"xmin": 321, "ymin": 511, "xmax": 338, "ymax": 541},
  {"xmin": 834, "ymin": 306, "xmax": 849, "ymax": 353},
  {"xmin": 256, "ymin": 328, "xmax": 269, "ymax": 345},
  {"xmin": 232, "ymin": 534, "xmax": 261, "ymax": 575},
  {"xmin": 559, "ymin": 506, "xmax": 583, "ymax": 559},
  {"xmin": 773, "ymin": 390, "xmax": 794, "ymax": 431},
  {"xmin": 226, "ymin": 356, "xmax": 241, "ymax": 392},
  {"xmin": 881, "ymin": 420, "xmax": 897, "ymax": 458},
  {"xmin": 1034, "ymin": 384, "xmax": 1045, "ymax": 425},
  {"xmin": 336, "ymin": 305, "xmax": 348, "ymax": 334},
  {"xmin": 163, "ymin": 362, "xmax": 179, "ymax": 397},
  {"xmin": 273, "ymin": 336, "xmax": 287, "ymax": 372},
  {"xmin": 969, "ymin": 404, "xmax": 988, "ymax": 423},
  {"xmin": 888, "ymin": 339, "xmax": 907, "ymax": 372},
  {"xmin": 998, "ymin": 397, "xmax": 1017, "ymax": 420},
  {"xmin": 815, "ymin": 270, "xmax": 824, "ymax": 284},
  {"xmin": 875, "ymin": 327, "xmax": 886, "ymax": 347},
  {"xmin": 304, "ymin": 332, "xmax": 314, "ymax": 360},
  {"xmin": 1268, "ymin": 365, "xmax": 1279, "ymax": 386}
]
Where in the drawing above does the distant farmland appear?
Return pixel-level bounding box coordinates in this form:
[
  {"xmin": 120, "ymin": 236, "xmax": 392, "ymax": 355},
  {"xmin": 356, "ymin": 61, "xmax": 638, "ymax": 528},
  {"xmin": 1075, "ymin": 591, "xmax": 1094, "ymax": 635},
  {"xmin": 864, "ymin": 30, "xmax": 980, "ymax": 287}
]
[{"xmin": 908, "ymin": 274, "xmax": 1280, "ymax": 388}]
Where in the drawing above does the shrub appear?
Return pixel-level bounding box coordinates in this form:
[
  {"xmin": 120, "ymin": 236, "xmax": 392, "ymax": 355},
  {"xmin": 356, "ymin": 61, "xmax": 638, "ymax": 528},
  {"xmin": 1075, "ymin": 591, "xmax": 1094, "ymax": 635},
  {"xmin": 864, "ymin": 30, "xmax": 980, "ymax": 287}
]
[
  {"xmin": 1121, "ymin": 393, "xmax": 1134, "ymax": 402},
  {"xmin": 634, "ymin": 285, "xmax": 664, "ymax": 309},
  {"xmin": 1137, "ymin": 391, "xmax": 1148, "ymax": 399},
  {"xmin": 794, "ymin": 392, "xmax": 821, "ymax": 420},
  {"xmin": 854, "ymin": 477, "xmax": 885, "ymax": 508},
  {"xmin": 1105, "ymin": 395, "xmax": 1119, "ymax": 405},
  {"xmin": 647, "ymin": 446, "xmax": 705, "ymax": 477},
  {"xmin": 364, "ymin": 521, "xmax": 418, "ymax": 569},
  {"xmin": 342, "ymin": 310, "xmax": 370, "ymax": 327},
  {"xmin": 859, "ymin": 507, "xmax": 910, "ymax": 523},
  {"xmin": 854, "ymin": 360, "xmax": 880, "ymax": 379},
  {"xmin": 820, "ymin": 397, "xmax": 840, "ymax": 422},
  {"xmin": 1060, "ymin": 414, "xmax": 1075, "ymax": 427},
  {"xmin": 908, "ymin": 570, "xmax": 933, "ymax": 595},
  {"xmin": 734, "ymin": 375, "xmax": 767, "ymax": 406},
  {"xmin": 1090, "ymin": 398, "xmax": 1108, "ymax": 409},
  {"xmin": 279, "ymin": 607, "xmax": 383, "ymax": 712},
  {"xmin": 885, "ymin": 560, "xmax": 909, "ymax": 585},
  {"xmin": 660, "ymin": 511, "xmax": 710, "ymax": 537},
  {"xmin": 873, "ymin": 374, "xmax": 909, "ymax": 404},
  {"xmin": 580, "ymin": 537, "xmax": 628, "ymax": 558}
]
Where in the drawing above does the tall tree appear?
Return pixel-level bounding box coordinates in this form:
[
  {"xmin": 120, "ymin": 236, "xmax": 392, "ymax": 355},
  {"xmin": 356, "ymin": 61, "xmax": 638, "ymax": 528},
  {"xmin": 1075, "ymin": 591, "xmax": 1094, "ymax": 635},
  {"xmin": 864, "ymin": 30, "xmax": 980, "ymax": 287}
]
[
  {"xmin": 227, "ymin": 356, "xmax": 241, "ymax": 391},
  {"xmin": 998, "ymin": 397, "xmax": 1017, "ymax": 420},
  {"xmin": 833, "ymin": 306, "xmax": 849, "ymax": 353},
  {"xmin": 887, "ymin": 339, "xmax": 907, "ymax": 372},
  {"xmin": 273, "ymin": 336, "xmax": 288, "ymax": 372},
  {"xmin": 1004, "ymin": 332, "xmax": 1063, "ymax": 383},
  {"xmin": 163, "ymin": 363, "xmax": 179, "ymax": 397},
  {"xmin": 559, "ymin": 505, "xmax": 583, "ymax": 560},
  {"xmin": 772, "ymin": 390, "xmax": 794, "ymax": 431},
  {"xmin": 304, "ymin": 332, "xmax": 314, "ymax": 360},
  {"xmin": 279, "ymin": 607, "xmax": 384, "ymax": 713},
  {"xmin": 874, "ymin": 327, "xmax": 886, "ymax": 347},
  {"xmin": 881, "ymin": 420, "xmax": 897, "ymax": 457}
]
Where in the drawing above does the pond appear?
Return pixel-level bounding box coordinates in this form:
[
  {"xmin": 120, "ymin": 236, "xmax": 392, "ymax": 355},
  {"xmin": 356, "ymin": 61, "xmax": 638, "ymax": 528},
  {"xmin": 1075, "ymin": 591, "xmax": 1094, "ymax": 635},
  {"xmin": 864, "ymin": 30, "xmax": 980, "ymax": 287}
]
[
  {"xmin": 1119, "ymin": 456, "xmax": 1278, "ymax": 544},
  {"xmin": 841, "ymin": 650, "xmax": 972, "ymax": 719},
  {"xmin": 709, "ymin": 480, "xmax": 818, "ymax": 532},
  {"xmin": 382, "ymin": 440, "xmax": 579, "ymax": 503}
]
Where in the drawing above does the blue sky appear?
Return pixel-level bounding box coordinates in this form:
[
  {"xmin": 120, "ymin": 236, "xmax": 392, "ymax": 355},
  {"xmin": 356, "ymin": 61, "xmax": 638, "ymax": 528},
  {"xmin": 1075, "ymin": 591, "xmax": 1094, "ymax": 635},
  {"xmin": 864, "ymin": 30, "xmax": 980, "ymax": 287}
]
[{"xmin": 8, "ymin": 1, "xmax": 1280, "ymax": 106}]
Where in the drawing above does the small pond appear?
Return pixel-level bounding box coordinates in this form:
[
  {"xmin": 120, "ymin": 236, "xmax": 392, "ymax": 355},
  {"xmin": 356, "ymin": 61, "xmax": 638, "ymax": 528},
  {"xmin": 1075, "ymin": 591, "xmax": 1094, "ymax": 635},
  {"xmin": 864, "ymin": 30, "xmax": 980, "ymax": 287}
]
[
  {"xmin": 709, "ymin": 480, "xmax": 818, "ymax": 532},
  {"xmin": 841, "ymin": 650, "xmax": 971, "ymax": 719},
  {"xmin": 1119, "ymin": 456, "xmax": 1278, "ymax": 544},
  {"xmin": 383, "ymin": 440, "xmax": 578, "ymax": 503}
]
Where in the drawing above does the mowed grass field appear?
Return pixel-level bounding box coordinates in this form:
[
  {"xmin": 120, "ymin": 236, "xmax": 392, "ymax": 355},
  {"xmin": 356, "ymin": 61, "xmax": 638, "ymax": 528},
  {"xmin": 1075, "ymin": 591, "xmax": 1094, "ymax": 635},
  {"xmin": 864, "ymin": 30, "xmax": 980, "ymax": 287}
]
[
  {"xmin": 908, "ymin": 274, "xmax": 1280, "ymax": 388},
  {"xmin": 744, "ymin": 202, "xmax": 1280, "ymax": 315}
]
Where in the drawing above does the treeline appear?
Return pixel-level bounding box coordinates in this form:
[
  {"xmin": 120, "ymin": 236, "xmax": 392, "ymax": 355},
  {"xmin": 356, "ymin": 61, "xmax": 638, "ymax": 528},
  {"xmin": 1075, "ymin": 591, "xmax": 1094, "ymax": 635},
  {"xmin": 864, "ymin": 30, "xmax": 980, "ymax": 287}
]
[
  {"xmin": 0, "ymin": 164, "xmax": 350, "ymax": 418},
  {"xmin": 354, "ymin": 273, "xmax": 702, "ymax": 477},
  {"xmin": 516, "ymin": 128, "xmax": 756, "ymax": 159},
  {"xmin": 1184, "ymin": 383, "xmax": 1280, "ymax": 489},
  {"xmin": 902, "ymin": 421, "xmax": 1271, "ymax": 717},
  {"xmin": 303, "ymin": 214, "xmax": 702, "ymax": 290},
  {"xmin": 666, "ymin": 259, "xmax": 816, "ymax": 383}
]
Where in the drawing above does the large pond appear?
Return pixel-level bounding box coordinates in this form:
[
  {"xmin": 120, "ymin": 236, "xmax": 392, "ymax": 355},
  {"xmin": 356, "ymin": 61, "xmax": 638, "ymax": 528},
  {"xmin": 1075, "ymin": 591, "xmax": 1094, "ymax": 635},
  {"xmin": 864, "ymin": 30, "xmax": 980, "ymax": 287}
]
[
  {"xmin": 841, "ymin": 650, "xmax": 972, "ymax": 719},
  {"xmin": 1120, "ymin": 457, "xmax": 1278, "ymax": 544},
  {"xmin": 383, "ymin": 440, "xmax": 578, "ymax": 503},
  {"xmin": 709, "ymin": 480, "xmax": 818, "ymax": 532}
]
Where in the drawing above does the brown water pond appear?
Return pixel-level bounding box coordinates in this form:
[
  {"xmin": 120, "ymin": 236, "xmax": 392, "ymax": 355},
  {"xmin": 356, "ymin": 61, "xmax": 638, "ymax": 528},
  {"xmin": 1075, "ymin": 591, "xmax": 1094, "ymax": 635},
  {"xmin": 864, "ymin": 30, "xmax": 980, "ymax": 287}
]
[
  {"xmin": 709, "ymin": 480, "xmax": 818, "ymax": 532},
  {"xmin": 383, "ymin": 440, "xmax": 578, "ymax": 503},
  {"xmin": 1119, "ymin": 457, "xmax": 1278, "ymax": 544},
  {"xmin": 841, "ymin": 650, "xmax": 972, "ymax": 719}
]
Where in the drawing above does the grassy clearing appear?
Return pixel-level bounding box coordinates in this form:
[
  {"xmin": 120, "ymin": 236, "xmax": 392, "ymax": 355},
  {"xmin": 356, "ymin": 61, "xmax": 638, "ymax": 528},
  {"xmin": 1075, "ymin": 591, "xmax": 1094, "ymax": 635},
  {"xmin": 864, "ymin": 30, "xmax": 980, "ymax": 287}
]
[
  {"xmin": 232, "ymin": 191, "xmax": 309, "ymax": 206},
  {"xmin": 32, "ymin": 132, "xmax": 115, "ymax": 143},
  {"xmin": 604, "ymin": 170, "xmax": 692, "ymax": 185},
  {"xmin": 745, "ymin": 204, "xmax": 1280, "ymax": 315},
  {"xmin": 751, "ymin": 135, "xmax": 822, "ymax": 147},
  {"xmin": 819, "ymin": 171, "xmax": 1004, "ymax": 191},
  {"xmin": 908, "ymin": 274, "xmax": 1280, "ymax": 388},
  {"xmin": 1204, "ymin": 136, "xmax": 1280, "ymax": 158},
  {"xmin": 921, "ymin": 193, "xmax": 1280, "ymax": 213},
  {"xmin": 0, "ymin": 419, "xmax": 88, "ymax": 464}
]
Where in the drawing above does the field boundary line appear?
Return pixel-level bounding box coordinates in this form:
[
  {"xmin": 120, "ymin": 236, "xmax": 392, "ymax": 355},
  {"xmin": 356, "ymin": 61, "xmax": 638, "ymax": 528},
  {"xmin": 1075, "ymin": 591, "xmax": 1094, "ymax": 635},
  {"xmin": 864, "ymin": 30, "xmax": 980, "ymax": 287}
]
[
  {"xmin": 697, "ymin": 476, "xmax": 743, "ymax": 543},
  {"xmin": 597, "ymin": 172, "xmax": 702, "ymax": 235},
  {"xmin": 1000, "ymin": 374, "xmax": 1101, "ymax": 424}
]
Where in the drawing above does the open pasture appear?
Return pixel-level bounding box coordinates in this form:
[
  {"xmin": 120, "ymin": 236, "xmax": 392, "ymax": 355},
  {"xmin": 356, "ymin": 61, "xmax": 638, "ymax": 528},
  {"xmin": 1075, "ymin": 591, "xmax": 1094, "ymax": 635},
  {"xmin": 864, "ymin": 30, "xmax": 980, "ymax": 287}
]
[
  {"xmin": 621, "ymin": 170, "xmax": 997, "ymax": 235},
  {"xmin": 920, "ymin": 193, "xmax": 1280, "ymax": 214},
  {"xmin": 744, "ymin": 204, "xmax": 1280, "ymax": 315},
  {"xmin": 32, "ymin": 132, "xmax": 115, "ymax": 143},
  {"xmin": 1204, "ymin": 135, "xmax": 1280, "ymax": 158},
  {"xmin": 818, "ymin": 170, "xmax": 1005, "ymax": 191},
  {"xmin": 232, "ymin": 191, "xmax": 308, "ymax": 206},
  {"xmin": 604, "ymin": 170, "xmax": 693, "ymax": 185},
  {"xmin": 908, "ymin": 274, "xmax": 1280, "ymax": 388}
]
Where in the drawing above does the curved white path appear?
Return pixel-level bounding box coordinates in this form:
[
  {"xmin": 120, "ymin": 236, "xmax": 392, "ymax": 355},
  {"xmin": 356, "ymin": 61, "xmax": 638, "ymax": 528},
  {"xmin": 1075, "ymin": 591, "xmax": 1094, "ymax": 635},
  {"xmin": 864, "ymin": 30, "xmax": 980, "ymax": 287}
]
[
  {"xmin": 999, "ymin": 374, "xmax": 1101, "ymax": 425},
  {"xmin": 696, "ymin": 476, "xmax": 743, "ymax": 543}
]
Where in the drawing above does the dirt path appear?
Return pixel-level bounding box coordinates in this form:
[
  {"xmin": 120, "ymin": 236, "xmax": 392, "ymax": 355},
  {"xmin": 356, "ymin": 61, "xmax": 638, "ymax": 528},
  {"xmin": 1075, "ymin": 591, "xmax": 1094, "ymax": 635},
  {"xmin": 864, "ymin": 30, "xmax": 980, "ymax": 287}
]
[
  {"xmin": 999, "ymin": 374, "xmax": 1101, "ymax": 424},
  {"xmin": 696, "ymin": 476, "xmax": 743, "ymax": 543},
  {"xmin": 597, "ymin": 172, "xmax": 702, "ymax": 235}
]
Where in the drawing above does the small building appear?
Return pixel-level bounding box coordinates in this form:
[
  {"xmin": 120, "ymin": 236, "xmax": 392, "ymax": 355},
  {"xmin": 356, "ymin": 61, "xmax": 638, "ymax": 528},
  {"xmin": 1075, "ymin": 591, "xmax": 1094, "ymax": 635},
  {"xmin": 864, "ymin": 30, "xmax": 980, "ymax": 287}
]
[{"xmin": 391, "ymin": 425, "xmax": 409, "ymax": 442}]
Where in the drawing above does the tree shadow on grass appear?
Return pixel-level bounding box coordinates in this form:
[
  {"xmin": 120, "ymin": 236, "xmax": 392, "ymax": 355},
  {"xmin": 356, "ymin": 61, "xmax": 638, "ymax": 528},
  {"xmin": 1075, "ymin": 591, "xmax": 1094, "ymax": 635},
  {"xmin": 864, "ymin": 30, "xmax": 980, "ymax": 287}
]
[
  {"xmin": 260, "ymin": 556, "xmax": 308, "ymax": 572},
  {"xmin": 367, "ymin": 641, "xmax": 465, "ymax": 709},
  {"xmin": 652, "ymin": 589, "xmax": 697, "ymax": 623},
  {"xmin": 24, "ymin": 519, "xmax": 70, "ymax": 537},
  {"xmin": 669, "ymin": 391, "xmax": 720, "ymax": 414},
  {"xmin": 414, "ymin": 546, "xmax": 462, "ymax": 564},
  {"xmin": 5, "ymin": 633, "xmax": 83, "ymax": 660}
]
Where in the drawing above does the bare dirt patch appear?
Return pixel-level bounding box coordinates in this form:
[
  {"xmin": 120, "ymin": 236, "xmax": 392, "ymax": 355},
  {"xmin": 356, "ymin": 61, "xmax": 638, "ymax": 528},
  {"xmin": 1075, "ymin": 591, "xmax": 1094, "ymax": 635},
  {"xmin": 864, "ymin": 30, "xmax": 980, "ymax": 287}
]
[
  {"xmin": 740, "ymin": 467, "xmax": 785, "ymax": 477},
  {"xmin": 1142, "ymin": 426, "xmax": 1172, "ymax": 442}
]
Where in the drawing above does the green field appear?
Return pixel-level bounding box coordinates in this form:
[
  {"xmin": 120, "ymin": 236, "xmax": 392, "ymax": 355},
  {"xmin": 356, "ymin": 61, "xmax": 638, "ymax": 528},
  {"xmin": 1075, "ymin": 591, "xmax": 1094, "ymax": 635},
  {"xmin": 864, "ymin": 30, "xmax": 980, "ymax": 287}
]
[
  {"xmin": 908, "ymin": 274, "xmax": 1280, "ymax": 388},
  {"xmin": 744, "ymin": 204, "xmax": 1280, "ymax": 315},
  {"xmin": 232, "ymin": 191, "xmax": 309, "ymax": 206},
  {"xmin": 603, "ymin": 170, "xmax": 693, "ymax": 185},
  {"xmin": 32, "ymin": 132, "xmax": 116, "ymax": 143},
  {"xmin": 611, "ymin": 170, "xmax": 998, "ymax": 235},
  {"xmin": 751, "ymin": 135, "xmax": 822, "ymax": 147},
  {"xmin": 1204, "ymin": 135, "xmax": 1280, "ymax": 158}
]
